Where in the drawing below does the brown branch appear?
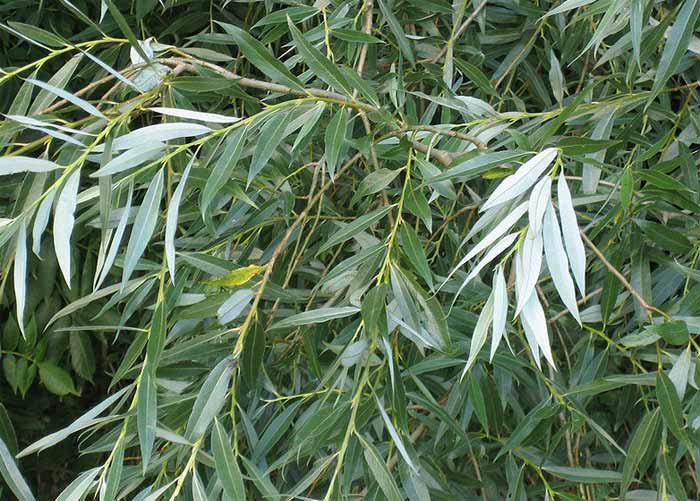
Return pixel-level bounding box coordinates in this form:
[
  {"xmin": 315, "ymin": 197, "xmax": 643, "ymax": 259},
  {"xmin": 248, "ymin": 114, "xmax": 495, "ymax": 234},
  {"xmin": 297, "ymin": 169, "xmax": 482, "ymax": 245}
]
[
  {"xmin": 157, "ymin": 54, "xmax": 459, "ymax": 166},
  {"xmin": 157, "ymin": 54, "xmax": 379, "ymax": 114},
  {"xmin": 580, "ymin": 231, "xmax": 669, "ymax": 320},
  {"xmin": 387, "ymin": 125, "xmax": 486, "ymax": 150},
  {"xmin": 548, "ymin": 287, "xmax": 603, "ymax": 324}
]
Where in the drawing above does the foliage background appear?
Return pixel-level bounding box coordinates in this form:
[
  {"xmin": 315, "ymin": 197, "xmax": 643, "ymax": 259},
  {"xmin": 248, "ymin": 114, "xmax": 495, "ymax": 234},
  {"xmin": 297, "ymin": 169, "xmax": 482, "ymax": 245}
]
[{"xmin": 1, "ymin": 0, "xmax": 700, "ymax": 499}]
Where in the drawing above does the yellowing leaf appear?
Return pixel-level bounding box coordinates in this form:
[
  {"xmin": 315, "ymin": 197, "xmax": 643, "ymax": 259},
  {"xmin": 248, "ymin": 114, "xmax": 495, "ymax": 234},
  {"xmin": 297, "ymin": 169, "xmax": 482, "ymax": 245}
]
[{"xmin": 205, "ymin": 264, "xmax": 265, "ymax": 287}]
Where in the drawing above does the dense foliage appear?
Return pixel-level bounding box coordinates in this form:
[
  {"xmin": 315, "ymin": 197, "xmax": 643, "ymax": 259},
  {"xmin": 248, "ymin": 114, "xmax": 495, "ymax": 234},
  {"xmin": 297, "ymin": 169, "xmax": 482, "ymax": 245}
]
[{"xmin": 1, "ymin": 0, "xmax": 700, "ymax": 499}]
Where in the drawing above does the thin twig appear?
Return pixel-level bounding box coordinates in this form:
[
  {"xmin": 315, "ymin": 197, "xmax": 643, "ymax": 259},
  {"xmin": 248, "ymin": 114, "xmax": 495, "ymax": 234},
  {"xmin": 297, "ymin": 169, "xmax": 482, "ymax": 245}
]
[
  {"xmin": 580, "ymin": 231, "xmax": 669, "ymax": 320},
  {"xmin": 429, "ymin": 0, "xmax": 488, "ymax": 64}
]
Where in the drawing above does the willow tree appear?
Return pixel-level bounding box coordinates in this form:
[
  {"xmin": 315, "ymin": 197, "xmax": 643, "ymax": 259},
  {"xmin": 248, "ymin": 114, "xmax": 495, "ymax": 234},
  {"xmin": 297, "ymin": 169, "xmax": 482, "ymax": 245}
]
[{"xmin": 1, "ymin": 0, "xmax": 700, "ymax": 499}]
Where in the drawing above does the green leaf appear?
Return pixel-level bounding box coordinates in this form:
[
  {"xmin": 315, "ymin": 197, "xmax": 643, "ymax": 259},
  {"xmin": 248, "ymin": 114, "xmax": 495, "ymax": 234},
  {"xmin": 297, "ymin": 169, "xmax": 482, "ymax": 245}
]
[
  {"xmin": 38, "ymin": 363, "xmax": 79, "ymax": 396},
  {"xmin": 644, "ymin": 321, "xmax": 689, "ymax": 345},
  {"xmin": 659, "ymin": 438, "xmax": 688, "ymax": 501},
  {"xmin": 358, "ymin": 434, "xmax": 403, "ymax": 501},
  {"xmin": 241, "ymin": 320, "xmax": 266, "ymax": 387},
  {"xmin": 656, "ymin": 371, "xmax": 687, "ymax": 442},
  {"xmin": 0, "ymin": 435, "xmax": 34, "ymax": 501},
  {"xmin": 17, "ymin": 387, "xmax": 130, "ymax": 458},
  {"xmin": 137, "ymin": 369, "xmax": 157, "ymax": 473},
  {"xmin": 212, "ymin": 419, "xmax": 246, "ymax": 500},
  {"xmin": 427, "ymin": 151, "xmax": 528, "ymax": 184},
  {"xmin": 91, "ymin": 142, "xmax": 166, "ymax": 177},
  {"xmin": 637, "ymin": 220, "xmax": 692, "ymax": 254},
  {"xmin": 53, "ymin": 168, "xmax": 81, "ymax": 287},
  {"xmin": 186, "ymin": 357, "xmax": 234, "ymax": 439},
  {"xmin": 102, "ymin": 0, "xmax": 153, "ymax": 65},
  {"xmin": 324, "ymin": 108, "xmax": 349, "ymax": 180},
  {"xmin": 542, "ymin": 464, "xmax": 622, "ymax": 484},
  {"xmin": 121, "ymin": 169, "xmax": 164, "ymax": 287},
  {"xmin": 287, "ymin": 19, "xmax": 354, "ymax": 95},
  {"xmin": 0, "ymin": 156, "xmax": 62, "ymax": 175},
  {"xmin": 165, "ymin": 155, "xmax": 194, "ymax": 281},
  {"xmin": 362, "ymin": 284, "xmax": 388, "ymax": 339},
  {"xmin": 318, "ymin": 205, "xmax": 394, "ymax": 254},
  {"xmin": 102, "ymin": 440, "xmax": 124, "ymax": 501},
  {"xmin": 650, "ymin": 0, "xmax": 700, "ymax": 103},
  {"xmin": 271, "ymin": 306, "xmax": 360, "ymax": 330},
  {"xmin": 201, "ymin": 127, "xmax": 246, "ymax": 218},
  {"xmin": 377, "ymin": 0, "xmax": 415, "ymax": 66},
  {"xmin": 638, "ymin": 170, "xmax": 692, "ymax": 193},
  {"xmin": 217, "ymin": 22, "xmax": 304, "ymax": 91},
  {"xmin": 13, "ymin": 221, "xmax": 27, "ymax": 337},
  {"xmin": 25, "ymin": 78, "xmax": 105, "ymax": 118},
  {"xmin": 55, "ymin": 467, "xmax": 99, "ymax": 501},
  {"xmin": 621, "ymin": 409, "xmax": 661, "ymax": 499},
  {"xmin": 6, "ymin": 21, "xmax": 66, "ymax": 48},
  {"xmin": 248, "ymin": 111, "xmax": 295, "ymax": 186}
]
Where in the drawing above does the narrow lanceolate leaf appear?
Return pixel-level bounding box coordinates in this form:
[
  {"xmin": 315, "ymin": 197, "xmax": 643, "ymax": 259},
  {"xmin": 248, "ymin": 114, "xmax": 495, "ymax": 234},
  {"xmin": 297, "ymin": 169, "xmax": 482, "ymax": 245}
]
[
  {"xmin": 377, "ymin": 0, "xmax": 415, "ymax": 66},
  {"xmin": 95, "ymin": 183, "xmax": 133, "ymax": 290},
  {"xmin": 459, "ymin": 201, "xmax": 528, "ymax": 266},
  {"xmin": 212, "ymin": 419, "xmax": 246, "ymax": 501},
  {"xmin": 669, "ymin": 347, "xmax": 692, "ymax": 399},
  {"xmin": 427, "ymin": 151, "xmax": 529, "ymax": 184},
  {"xmin": 520, "ymin": 292, "xmax": 554, "ymax": 369},
  {"xmin": 103, "ymin": 123, "xmax": 211, "ymax": 152},
  {"xmin": 650, "ymin": 0, "xmax": 700, "ymax": 103},
  {"xmin": 14, "ymin": 221, "xmax": 27, "ymax": 337},
  {"xmin": 17, "ymin": 387, "xmax": 130, "ymax": 458},
  {"xmin": 463, "ymin": 288, "xmax": 495, "ymax": 376},
  {"xmin": 0, "ymin": 436, "xmax": 34, "ymax": 501},
  {"xmin": 185, "ymin": 357, "xmax": 233, "ymax": 439},
  {"xmin": 362, "ymin": 285, "xmax": 388, "ymax": 339},
  {"xmin": 122, "ymin": 169, "xmax": 164, "ymax": 287},
  {"xmin": 399, "ymin": 224, "xmax": 433, "ymax": 289},
  {"xmin": 482, "ymin": 148, "xmax": 558, "ymax": 211},
  {"xmin": 527, "ymin": 176, "xmax": 551, "ymax": 235},
  {"xmin": 656, "ymin": 371, "xmax": 687, "ymax": 442},
  {"xmin": 101, "ymin": 0, "xmax": 152, "ymax": 65},
  {"xmin": 451, "ymin": 232, "xmax": 520, "ymax": 298},
  {"xmin": 137, "ymin": 370, "xmax": 157, "ymax": 473},
  {"xmin": 55, "ymin": 467, "xmax": 100, "ymax": 501},
  {"xmin": 318, "ymin": 205, "xmax": 394, "ymax": 254},
  {"xmin": 548, "ymin": 51, "xmax": 564, "ymax": 105},
  {"xmin": 557, "ymin": 172, "xmax": 586, "ymax": 296},
  {"xmin": 358, "ymin": 435, "xmax": 404, "ymax": 501},
  {"xmin": 217, "ymin": 21, "xmax": 304, "ymax": 91},
  {"xmin": 621, "ymin": 409, "xmax": 661, "ymax": 499},
  {"xmin": 25, "ymin": 77, "xmax": 105, "ymax": 118},
  {"xmin": 101, "ymin": 439, "xmax": 124, "ymax": 501},
  {"xmin": 375, "ymin": 395, "xmax": 417, "ymax": 472},
  {"xmin": 54, "ymin": 168, "xmax": 81, "ymax": 287},
  {"xmin": 542, "ymin": 465, "xmax": 621, "ymax": 484},
  {"xmin": 514, "ymin": 228, "xmax": 543, "ymax": 316},
  {"xmin": 202, "ymin": 127, "xmax": 246, "ymax": 218},
  {"xmin": 271, "ymin": 306, "xmax": 360, "ymax": 330},
  {"xmin": 542, "ymin": 202, "xmax": 580, "ymax": 324},
  {"xmin": 165, "ymin": 156, "xmax": 194, "ymax": 282},
  {"xmin": 324, "ymin": 108, "xmax": 349, "ymax": 180},
  {"xmin": 248, "ymin": 111, "xmax": 294, "ymax": 186},
  {"xmin": 287, "ymin": 19, "xmax": 353, "ymax": 95},
  {"xmin": 217, "ymin": 289, "xmax": 254, "ymax": 325},
  {"xmin": 0, "ymin": 156, "xmax": 61, "ymax": 175},
  {"xmin": 148, "ymin": 107, "xmax": 240, "ymax": 123},
  {"xmin": 91, "ymin": 142, "xmax": 166, "ymax": 177},
  {"xmin": 491, "ymin": 266, "xmax": 508, "ymax": 361}
]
